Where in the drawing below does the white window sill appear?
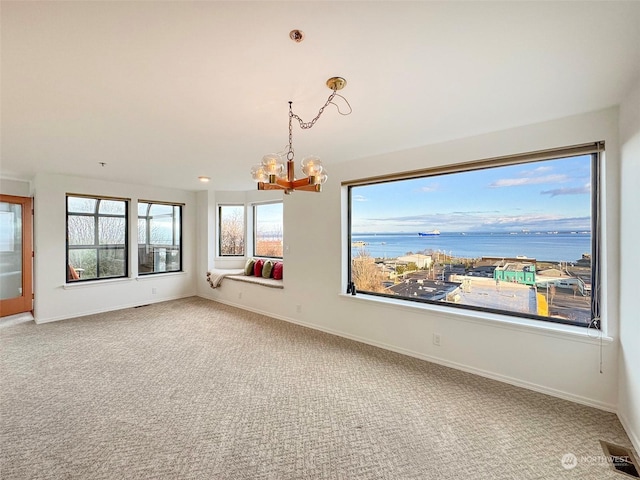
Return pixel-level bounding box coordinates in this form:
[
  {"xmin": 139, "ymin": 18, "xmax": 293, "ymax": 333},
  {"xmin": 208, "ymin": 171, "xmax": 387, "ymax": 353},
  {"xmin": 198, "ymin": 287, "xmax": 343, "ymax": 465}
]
[
  {"xmin": 339, "ymin": 292, "xmax": 612, "ymax": 345},
  {"xmin": 64, "ymin": 277, "xmax": 133, "ymax": 289},
  {"xmin": 64, "ymin": 272, "xmax": 187, "ymax": 288},
  {"xmin": 136, "ymin": 271, "xmax": 187, "ymax": 280}
]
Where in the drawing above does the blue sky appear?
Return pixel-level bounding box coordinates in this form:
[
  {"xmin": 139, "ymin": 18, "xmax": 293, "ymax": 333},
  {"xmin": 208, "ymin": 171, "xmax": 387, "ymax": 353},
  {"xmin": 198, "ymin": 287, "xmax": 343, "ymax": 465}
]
[
  {"xmin": 255, "ymin": 202, "xmax": 283, "ymax": 235},
  {"xmin": 351, "ymin": 155, "xmax": 592, "ymax": 234}
]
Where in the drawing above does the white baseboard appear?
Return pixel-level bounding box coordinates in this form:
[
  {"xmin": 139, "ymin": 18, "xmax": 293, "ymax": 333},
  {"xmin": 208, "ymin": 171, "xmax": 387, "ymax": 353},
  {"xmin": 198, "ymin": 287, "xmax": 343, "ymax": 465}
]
[
  {"xmin": 618, "ymin": 412, "xmax": 640, "ymax": 455},
  {"xmin": 292, "ymin": 318, "xmax": 618, "ymax": 413},
  {"xmin": 199, "ymin": 294, "xmax": 617, "ymax": 413},
  {"xmin": 34, "ymin": 293, "xmax": 196, "ymax": 324}
]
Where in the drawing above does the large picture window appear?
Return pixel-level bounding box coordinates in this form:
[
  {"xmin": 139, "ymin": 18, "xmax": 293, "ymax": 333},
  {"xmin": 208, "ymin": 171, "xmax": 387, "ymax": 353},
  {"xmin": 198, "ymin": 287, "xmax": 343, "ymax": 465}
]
[
  {"xmin": 254, "ymin": 202, "xmax": 283, "ymax": 258},
  {"xmin": 138, "ymin": 201, "xmax": 182, "ymax": 274},
  {"xmin": 219, "ymin": 205, "xmax": 245, "ymax": 256},
  {"xmin": 66, "ymin": 195, "xmax": 128, "ymax": 282},
  {"xmin": 347, "ymin": 144, "xmax": 602, "ymax": 328}
]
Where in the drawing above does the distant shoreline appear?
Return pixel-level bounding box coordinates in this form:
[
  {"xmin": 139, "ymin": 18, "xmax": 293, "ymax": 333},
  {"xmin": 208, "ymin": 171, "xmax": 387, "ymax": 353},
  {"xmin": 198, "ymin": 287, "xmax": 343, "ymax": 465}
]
[
  {"xmin": 352, "ymin": 231, "xmax": 591, "ymax": 236},
  {"xmin": 350, "ymin": 231, "xmax": 591, "ymax": 264}
]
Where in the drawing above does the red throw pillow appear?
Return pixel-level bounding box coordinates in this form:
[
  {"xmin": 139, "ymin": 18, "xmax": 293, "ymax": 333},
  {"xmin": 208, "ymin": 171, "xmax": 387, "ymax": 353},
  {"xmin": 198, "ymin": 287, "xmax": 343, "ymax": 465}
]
[
  {"xmin": 254, "ymin": 259, "xmax": 264, "ymax": 277},
  {"xmin": 272, "ymin": 261, "xmax": 283, "ymax": 280}
]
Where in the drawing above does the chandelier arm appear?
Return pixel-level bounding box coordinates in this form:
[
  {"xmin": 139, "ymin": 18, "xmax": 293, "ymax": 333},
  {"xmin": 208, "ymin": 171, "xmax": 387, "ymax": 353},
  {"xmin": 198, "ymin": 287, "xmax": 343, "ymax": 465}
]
[
  {"xmin": 295, "ymin": 184, "xmax": 322, "ymax": 192},
  {"xmin": 257, "ymin": 182, "xmax": 284, "ymax": 191},
  {"xmin": 290, "ymin": 177, "xmax": 312, "ymax": 189},
  {"xmin": 275, "ymin": 178, "xmax": 293, "ymax": 189}
]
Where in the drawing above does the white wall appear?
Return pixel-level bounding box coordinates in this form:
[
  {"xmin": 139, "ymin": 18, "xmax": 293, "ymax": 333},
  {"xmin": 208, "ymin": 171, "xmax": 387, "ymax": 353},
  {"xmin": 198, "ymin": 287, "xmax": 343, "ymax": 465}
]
[
  {"xmin": 200, "ymin": 107, "xmax": 622, "ymax": 412},
  {"xmin": 618, "ymin": 79, "xmax": 640, "ymax": 452},
  {"xmin": 0, "ymin": 178, "xmax": 31, "ymax": 197},
  {"xmin": 196, "ymin": 190, "xmax": 212, "ymax": 283},
  {"xmin": 33, "ymin": 173, "xmax": 197, "ymax": 323},
  {"xmin": 197, "ymin": 189, "xmax": 284, "ymax": 270}
]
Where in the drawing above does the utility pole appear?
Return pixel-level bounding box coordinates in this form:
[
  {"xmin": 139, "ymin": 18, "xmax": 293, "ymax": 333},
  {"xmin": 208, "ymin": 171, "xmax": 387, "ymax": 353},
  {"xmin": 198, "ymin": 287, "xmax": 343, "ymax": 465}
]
[{"xmin": 546, "ymin": 283, "xmax": 549, "ymax": 306}]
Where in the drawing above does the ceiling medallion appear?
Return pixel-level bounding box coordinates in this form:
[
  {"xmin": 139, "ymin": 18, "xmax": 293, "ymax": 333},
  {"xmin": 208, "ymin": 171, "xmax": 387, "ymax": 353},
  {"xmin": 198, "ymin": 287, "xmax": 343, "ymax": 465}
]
[{"xmin": 289, "ymin": 29, "xmax": 305, "ymax": 43}]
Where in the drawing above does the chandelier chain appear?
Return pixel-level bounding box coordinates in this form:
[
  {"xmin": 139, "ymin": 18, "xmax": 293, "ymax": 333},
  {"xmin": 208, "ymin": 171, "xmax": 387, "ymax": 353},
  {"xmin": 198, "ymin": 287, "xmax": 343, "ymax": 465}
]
[
  {"xmin": 287, "ymin": 102, "xmax": 295, "ymax": 161},
  {"xmin": 286, "ymin": 89, "xmax": 352, "ymax": 161},
  {"xmin": 252, "ymin": 77, "xmax": 350, "ymax": 193},
  {"xmin": 290, "ymin": 90, "xmax": 338, "ymax": 130}
]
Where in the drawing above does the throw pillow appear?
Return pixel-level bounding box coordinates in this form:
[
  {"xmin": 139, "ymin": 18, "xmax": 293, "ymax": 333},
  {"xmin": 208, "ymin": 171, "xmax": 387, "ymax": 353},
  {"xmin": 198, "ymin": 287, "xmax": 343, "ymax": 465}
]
[
  {"xmin": 254, "ymin": 259, "xmax": 264, "ymax": 277},
  {"xmin": 262, "ymin": 260, "xmax": 274, "ymax": 278},
  {"xmin": 244, "ymin": 258, "xmax": 255, "ymax": 276},
  {"xmin": 272, "ymin": 261, "xmax": 283, "ymax": 280}
]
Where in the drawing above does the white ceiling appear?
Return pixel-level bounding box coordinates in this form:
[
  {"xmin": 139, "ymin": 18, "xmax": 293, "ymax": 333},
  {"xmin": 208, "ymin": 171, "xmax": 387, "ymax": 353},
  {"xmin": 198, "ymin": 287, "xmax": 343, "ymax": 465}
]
[{"xmin": 2, "ymin": 1, "xmax": 639, "ymax": 192}]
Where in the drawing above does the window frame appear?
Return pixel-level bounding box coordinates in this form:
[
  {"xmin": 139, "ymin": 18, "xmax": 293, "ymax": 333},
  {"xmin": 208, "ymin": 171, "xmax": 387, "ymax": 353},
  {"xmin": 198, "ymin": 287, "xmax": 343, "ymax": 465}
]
[
  {"xmin": 66, "ymin": 194, "xmax": 129, "ymax": 283},
  {"xmin": 218, "ymin": 204, "xmax": 246, "ymax": 257},
  {"xmin": 137, "ymin": 200, "xmax": 183, "ymax": 276},
  {"xmin": 252, "ymin": 201, "xmax": 284, "ymax": 259},
  {"xmin": 345, "ymin": 143, "xmax": 603, "ymax": 329}
]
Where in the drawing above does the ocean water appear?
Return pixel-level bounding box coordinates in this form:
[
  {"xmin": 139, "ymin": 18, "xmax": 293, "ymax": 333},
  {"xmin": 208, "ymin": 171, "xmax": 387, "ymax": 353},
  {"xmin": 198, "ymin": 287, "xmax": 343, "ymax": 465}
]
[{"xmin": 351, "ymin": 232, "xmax": 591, "ymax": 263}]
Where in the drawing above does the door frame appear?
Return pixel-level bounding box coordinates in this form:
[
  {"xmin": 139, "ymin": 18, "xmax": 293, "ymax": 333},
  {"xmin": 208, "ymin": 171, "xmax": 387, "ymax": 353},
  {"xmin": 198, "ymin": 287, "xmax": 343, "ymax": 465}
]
[{"xmin": 0, "ymin": 194, "xmax": 33, "ymax": 317}]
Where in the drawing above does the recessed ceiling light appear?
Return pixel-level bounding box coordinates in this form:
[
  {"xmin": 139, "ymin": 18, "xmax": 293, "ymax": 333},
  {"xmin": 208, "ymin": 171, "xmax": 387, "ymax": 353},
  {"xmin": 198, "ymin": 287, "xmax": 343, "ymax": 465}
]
[{"xmin": 198, "ymin": 176, "xmax": 210, "ymax": 183}]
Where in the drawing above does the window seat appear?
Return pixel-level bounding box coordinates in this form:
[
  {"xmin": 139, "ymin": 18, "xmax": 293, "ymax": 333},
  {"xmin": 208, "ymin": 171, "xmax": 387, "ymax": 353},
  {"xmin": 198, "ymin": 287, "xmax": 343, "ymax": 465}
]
[{"xmin": 206, "ymin": 269, "xmax": 283, "ymax": 289}]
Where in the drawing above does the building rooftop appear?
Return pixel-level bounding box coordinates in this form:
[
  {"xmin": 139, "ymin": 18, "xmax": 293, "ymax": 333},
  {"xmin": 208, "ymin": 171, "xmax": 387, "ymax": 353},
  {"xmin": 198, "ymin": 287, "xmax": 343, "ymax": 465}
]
[{"xmin": 388, "ymin": 277, "xmax": 461, "ymax": 302}]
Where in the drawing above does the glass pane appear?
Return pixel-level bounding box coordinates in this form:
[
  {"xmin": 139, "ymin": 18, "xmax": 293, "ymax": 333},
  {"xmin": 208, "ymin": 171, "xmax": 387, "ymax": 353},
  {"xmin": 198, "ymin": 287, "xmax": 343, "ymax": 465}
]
[
  {"xmin": 149, "ymin": 217, "xmax": 173, "ymax": 244},
  {"xmin": 138, "ymin": 244, "xmax": 152, "ymax": 273},
  {"xmin": 68, "ymin": 215, "xmax": 95, "ymax": 245},
  {"xmin": 138, "ymin": 246, "xmax": 181, "ymax": 274},
  {"xmin": 68, "ymin": 249, "xmax": 97, "ymax": 281},
  {"xmin": 219, "ymin": 205, "xmax": 244, "ymax": 256},
  {"xmin": 138, "ymin": 218, "xmax": 147, "ymax": 244},
  {"xmin": 67, "ymin": 196, "xmax": 96, "ymax": 214},
  {"xmin": 98, "ymin": 199, "xmax": 126, "ymax": 214},
  {"xmin": 166, "ymin": 246, "xmax": 180, "ymax": 272},
  {"xmin": 98, "ymin": 248, "xmax": 126, "ymax": 278},
  {"xmin": 350, "ymin": 154, "xmax": 594, "ymax": 326},
  {"xmin": 138, "ymin": 202, "xmax": 149, "ymax": 216},
  {"xmin": 0, "ymin": 203, "xmax": 23, "ymax": 300},
  {"xmin": 149, "ymin": 204, "xmax": 173, "ymax": 216},
  {"xmin": 99, "ymin": 217, "xmax": 125, "ymax": 245},
  {"xmin": 154, "ymin": 247, "xmax": 168, "ymax": 272},
  {"xmin": 173, "ymin": 207, "xmax": 181, "ymax": 247},
  {"xmin": 138, "ymin": 204, "xmax": 181, "ymax": 274},
  {"xmin": 255, "ymin": 203, "xmax": 283, "ymax": 257}
]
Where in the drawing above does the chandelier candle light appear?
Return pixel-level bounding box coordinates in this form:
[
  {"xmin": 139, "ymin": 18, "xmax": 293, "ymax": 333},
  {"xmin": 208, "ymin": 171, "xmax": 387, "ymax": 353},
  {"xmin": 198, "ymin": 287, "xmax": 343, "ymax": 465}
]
[{"xmin": 251, "ymin": 77, "xmax": 350, "ymax": 194}]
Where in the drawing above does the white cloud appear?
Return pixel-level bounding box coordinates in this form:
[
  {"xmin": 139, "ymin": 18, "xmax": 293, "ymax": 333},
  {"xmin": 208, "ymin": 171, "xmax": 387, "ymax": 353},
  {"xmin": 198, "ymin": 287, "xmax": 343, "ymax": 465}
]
[
  {"xmin": 541, "ymin": 184, "xmax": 591, "ymax": 197},
  {"xmin": 418, "ymin": 183, "xmax": 440, "ymax": 193},
  {"xmin": 354, "ymin": 211, "xmax": 591, "ymax": 233},
  {"xmin": 489, "ymin": 174, "xmax": 569, "ymax": 188}
]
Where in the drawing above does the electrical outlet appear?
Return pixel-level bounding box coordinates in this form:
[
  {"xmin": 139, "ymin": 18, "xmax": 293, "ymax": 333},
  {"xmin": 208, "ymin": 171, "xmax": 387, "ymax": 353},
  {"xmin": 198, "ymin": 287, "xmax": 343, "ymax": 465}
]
[
  {"xmin": 296, "ymin": 304, "xmax": 302, "ymax": 313},
  {"xmin": 152, "ymin": 287, "xmax": 157, "ymax": 294},
  {"xmin": 433, "ymin": 333, "xmax": 441, "ymax": 346}
]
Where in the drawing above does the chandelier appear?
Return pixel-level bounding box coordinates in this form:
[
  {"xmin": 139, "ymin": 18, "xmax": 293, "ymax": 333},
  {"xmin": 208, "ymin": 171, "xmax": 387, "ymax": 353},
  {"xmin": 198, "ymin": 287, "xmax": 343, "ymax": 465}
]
[{"xmin": 251, "ymin": 77, "xmax": 350, "ymax": 194}]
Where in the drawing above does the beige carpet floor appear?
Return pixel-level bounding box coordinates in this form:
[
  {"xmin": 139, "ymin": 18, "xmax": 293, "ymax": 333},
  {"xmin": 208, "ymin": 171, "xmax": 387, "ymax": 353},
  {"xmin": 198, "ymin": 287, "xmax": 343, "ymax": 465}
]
[{"xmin": 0, "ymin": 296, "xmax": 635, "ymax": 479}]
